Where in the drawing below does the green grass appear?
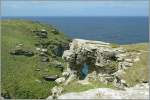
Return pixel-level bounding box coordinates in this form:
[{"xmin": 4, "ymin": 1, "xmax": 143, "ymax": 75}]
[
  {"xmin": 120, "ymin": 43, "xmax": 149, "ymax": 86},
  {"xmin": 1, "ymin": 20, "xmax": 149, "ymax": 98},
  {"xmin": 121, "ymin": 43, "xmax": 149, "ymax": 52},
  {"xmin": 1, "ymin": 19, "xmax": 69, "ymax": 99},
  {"xmin": 63, "ymin": 80, "xmax": 115, "ymax": 93}
]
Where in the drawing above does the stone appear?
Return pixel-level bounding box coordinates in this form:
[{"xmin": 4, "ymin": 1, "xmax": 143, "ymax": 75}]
[
  {"xmin": 24, "ymin": 51, "xmax": 34, "ymax": 56},
  {"xmin": 85, "ymin": 71, "xmax": 97, "ymax": 81},
  {"xmin": 62, "ymin": 50, "xmax": 75, "ymax": 62},
  {"xmin": 47, "ymin": 83, "xmax": 149, "ymax": 99},
  {"xmin": 64, "ymin": 71, "xmax": 77, "ymax": 85},
  {"xmin": 18, "ymin": 43, "xmax": 23, "ymax": 46},
  {"xmin": 35, "ymin": 69, "xmax": 40, "ymax": 71},
  {"xmin": 61, "ymin": 39, "xmax": 135, "ymax": 85},
  {"xmin": 115, "ymin": 54, "xmax": 126, "ymax": 61},
  {"xmin": 36, "ymin": 47, "xmax": 41, "ymax": 51},
  {"xmin": 133, "ymin": 57, "xmax": 140, "ymax": 62},
  {"xmin": 62, "ymin": 71, "xmax": 70, "ymax": 77},
  {"xmin": 51, "ymin": 86, "xmax": 64, "ymax": 99},
  {"xmin": 41, "ymin": 48, "xmax": 48, "ymax": 52},
  {"xmin": 124, "ymin": 59, "xmax": 133, "ymax": 63},
  {"xmin": 10, "ymin": 48, "xmax": 34, "ymax": 57},
  {"xmin": 33, "ymin": 29, "xmax": 48, "ymax": 38},
  {"xmin": 113, "ymin": 47, "xmax": 125, "ymax": 53},
  {"xmin": 98, "ymin": 73, "xmax": 114, "ymax": 84},
  {"xmin": 43, "ymin": 75, "xmax": 59, "ymax": 81},
  {"xmin": 55, "ymin": 77, "xmax": 66, "ymax": 84},
  {"xmin": 41, "ymin": 56, "xmax": 49, "ymax": 62},
  {"xmin": 122, "ymin": 62, "xmax": 133, "ymax": 67}
]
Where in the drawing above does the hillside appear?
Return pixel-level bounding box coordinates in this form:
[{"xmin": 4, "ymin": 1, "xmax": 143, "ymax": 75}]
[
  {"xmin": 1, "ymin": 20, "xmax": 149, "ymax": 99},
  {"xmin": 1, "ymin": 20, "xmax": 69, "ymax": 99}
]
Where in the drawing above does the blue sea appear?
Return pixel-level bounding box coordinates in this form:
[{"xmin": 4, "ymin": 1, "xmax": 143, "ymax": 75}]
[{"xmin": 2, "ymin": 16, "xmax": 149, "ymax": 44}]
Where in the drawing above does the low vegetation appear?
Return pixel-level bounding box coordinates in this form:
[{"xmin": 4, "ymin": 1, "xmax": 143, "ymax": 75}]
[
  {"xmin": 63, "ymin": 80, "xmax": 115, "ymax": 93},
  {"xmin": 120, "ymin": 43, "xmax": 149, "ymax": 86},
  {"xmin": 1, "ymin": 20, "xmax": 69, "ymax": 99},
  {"xmin": 1, "ymin": 20, "xmax": 148, "ymax": 99}
]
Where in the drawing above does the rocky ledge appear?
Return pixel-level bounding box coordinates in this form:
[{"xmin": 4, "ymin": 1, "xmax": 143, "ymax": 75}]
[{"xmin": 47, "ymin": 83, "xmax": 149, "ymax": 99}]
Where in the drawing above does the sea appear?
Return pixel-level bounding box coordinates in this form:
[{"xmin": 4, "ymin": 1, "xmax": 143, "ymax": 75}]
[{"xmin": 2, "ymin": 16, "xmax": 149, "ymax": 44}]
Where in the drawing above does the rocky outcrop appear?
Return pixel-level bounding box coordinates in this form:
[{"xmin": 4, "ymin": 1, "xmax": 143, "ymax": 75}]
[
  {"xmin": 33, "ymin": 29, "xmax": 48, "ymax": 38},
  {"xmin": 60, "ymin": 39, "xmax": 139, "ymax": 88},
  {"xmin": 50, "ymin": 86, "xmax": 64, "ymax": 99},
  {"xmin": 46, "ymin": 39, "xmax": 144, "ymax": 99},
  {"xmin": 10, "ymin": 44, "xmax": 34, "ymax": 57}
]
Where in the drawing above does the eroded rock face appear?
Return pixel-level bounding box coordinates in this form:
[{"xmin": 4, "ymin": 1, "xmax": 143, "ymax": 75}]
[
  {"xmin": 63, "ymin": 39, "xmax": 117, "ymax": 74},
  {"xmin": 61, "ymin": 39, "xmax": 138, "ymax": 87}
]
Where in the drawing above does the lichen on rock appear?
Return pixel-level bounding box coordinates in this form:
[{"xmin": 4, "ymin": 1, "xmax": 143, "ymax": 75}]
[{"xmin": 61, "ymin": 39, "xmax": 138, "ymax": 88}]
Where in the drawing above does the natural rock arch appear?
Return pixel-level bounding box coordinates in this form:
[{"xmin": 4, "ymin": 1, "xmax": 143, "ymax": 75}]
[{"xmin": 62, "ymin": 39, "xmax": 122, "ymax": 83}]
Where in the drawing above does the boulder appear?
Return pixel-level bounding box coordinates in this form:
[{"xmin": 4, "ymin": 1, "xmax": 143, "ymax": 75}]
[
  {"xmin": 98, "ymin": 73, "xmax": 114, "ymax": 84},
  {"xmin": 35, "ymin": 69, "xmax": 40, "ymax": 71},
  {"xmin": 23, "ymin": 51, "xmax": 34, "ymax": 56},
  {"xmin": 64, "ymin": 71, "xmax": 77, "ymax": 85},
  {"xmin": 124, "ymin": 59, "xmax": 133, "ymax": 63},
  {"xmin": 33, "ymin": 29, "xmax": 48, "ymax": 38},
  {"xmin": 55, "ymin": 77, "xmax": 66, "ymax": 84},
  {"xmin": 85, "ymin": 71, "xmax": 97, "ymax": 81},
  {"xmin": 43, "ymin": 75, "xmax": 59, "ymax": 81},
  {"xmin": 61, "ymin": 39, "xmax": 136, "ymax": 86},
  {"xmin": 41, "ymin": 48, "xmax": 48, "ymax": 52},
  {"xmin": 62, "ymin": 71, "xmax": 70, "ymax": 77},
  {"xmin": 36, "ymin": 47, "xmax": 41, "ymax": 51},
  {"xmin": 51, "ymin": 86, "xmax": 64, "ymax": 99},
  {"xmin": 10, "ymin": 48, "xmax": 34, "ymax": 57}
]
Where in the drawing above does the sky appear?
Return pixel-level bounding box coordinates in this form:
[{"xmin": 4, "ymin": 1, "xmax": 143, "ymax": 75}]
[{"xmin": 1, "ymin": 0, "xmax": 149, "ymax": 17}]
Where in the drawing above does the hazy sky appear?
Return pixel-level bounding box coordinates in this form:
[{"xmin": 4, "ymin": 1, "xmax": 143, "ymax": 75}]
[{"xmin": 1, "ymin": 0, "xmax": 149, "ymax": 16}]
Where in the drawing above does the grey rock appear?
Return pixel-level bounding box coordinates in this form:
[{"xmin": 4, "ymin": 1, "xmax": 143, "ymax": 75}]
[
  {"xmin": 43, "ymin": 75, "xmax": 59, "ymax": 81},
  {"xmin": 55, "ymin": 77, "xmax": 66, "ymax": 84},
  {"xmin": 62, "ymin": 39, "xmax": 138, "ymax": 86},
  {"xmin": 33, "ymin": 29, "xmax": 48, "ymax": 38},
  {"xmin": 10, "ymin": 45, "xmax": 34, "ymax": 57},
  {"xmin": 51, "ymin": 86, "xmax": 64, "ymax": 99}
]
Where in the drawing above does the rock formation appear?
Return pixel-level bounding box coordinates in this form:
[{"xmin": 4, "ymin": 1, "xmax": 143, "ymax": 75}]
[{"xmin": 60, "ymin": 39, "xmax": 139, "ymax": 88}]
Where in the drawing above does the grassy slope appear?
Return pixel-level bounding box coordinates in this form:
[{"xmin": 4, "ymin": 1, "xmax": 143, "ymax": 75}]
[
  {"xmin": 1, "ymin": 20, "xmax": 69, "ymax": 99},
  {"xmin": 1, "ymin": 20, "xmax": 149, "ymax": 98},
  {"xmin": 120, "ymin": 43, "xmax": 149, "ymax": 86}
]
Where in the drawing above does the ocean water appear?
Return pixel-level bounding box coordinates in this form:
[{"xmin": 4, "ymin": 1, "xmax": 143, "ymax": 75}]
[{"xmin": 2, "ymin": 16, "xmax": 149, "ymax": 44}]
